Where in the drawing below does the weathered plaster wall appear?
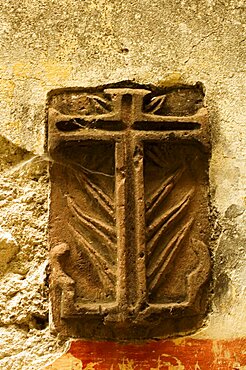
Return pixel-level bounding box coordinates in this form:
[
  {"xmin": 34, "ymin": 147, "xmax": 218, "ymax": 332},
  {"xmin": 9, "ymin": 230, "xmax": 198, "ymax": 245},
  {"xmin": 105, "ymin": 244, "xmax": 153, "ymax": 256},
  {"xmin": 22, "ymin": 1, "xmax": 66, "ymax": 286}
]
[{"xmin": 0, "ymin": 0, "xmax": 245, "ymax": 368}]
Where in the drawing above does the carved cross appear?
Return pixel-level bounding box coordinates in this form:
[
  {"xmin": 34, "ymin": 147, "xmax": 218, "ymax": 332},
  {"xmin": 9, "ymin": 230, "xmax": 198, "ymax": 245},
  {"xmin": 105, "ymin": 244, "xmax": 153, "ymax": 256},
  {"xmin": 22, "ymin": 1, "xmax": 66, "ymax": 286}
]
[{"xmin": 48, "ymin": 84, "xmax": 210, "ymax": 339}]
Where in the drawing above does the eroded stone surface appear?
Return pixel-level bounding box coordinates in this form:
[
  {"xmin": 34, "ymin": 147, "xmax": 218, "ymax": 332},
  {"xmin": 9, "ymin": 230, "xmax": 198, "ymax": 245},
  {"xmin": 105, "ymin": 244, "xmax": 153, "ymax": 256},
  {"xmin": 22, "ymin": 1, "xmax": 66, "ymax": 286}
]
[
  {"xmin": 48, "ymin": 82, "xmax": 211, "ymax": 339},
  {"xmin": 0, "ymin": 137, "xmax": 67, "ymax": 369},
  {"xmin": 0, "ymin": 227, "xmax": 19, "ymax": 275}
]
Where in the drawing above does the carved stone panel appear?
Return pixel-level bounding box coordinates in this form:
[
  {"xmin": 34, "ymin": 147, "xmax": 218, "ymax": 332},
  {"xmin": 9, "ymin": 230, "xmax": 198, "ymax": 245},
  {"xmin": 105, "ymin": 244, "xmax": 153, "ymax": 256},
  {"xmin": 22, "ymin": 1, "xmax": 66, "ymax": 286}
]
[{"xmin": 47, "ymin": 82, "xmax": 211, "ymax": 339}]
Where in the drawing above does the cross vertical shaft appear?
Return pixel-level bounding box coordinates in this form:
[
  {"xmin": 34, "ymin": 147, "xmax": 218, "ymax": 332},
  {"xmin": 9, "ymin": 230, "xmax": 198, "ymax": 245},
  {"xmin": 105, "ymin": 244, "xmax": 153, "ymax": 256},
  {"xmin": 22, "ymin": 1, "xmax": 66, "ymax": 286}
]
[{"xmin": 111, "ymin": 90, "xmax": 149, "ymax": 317}]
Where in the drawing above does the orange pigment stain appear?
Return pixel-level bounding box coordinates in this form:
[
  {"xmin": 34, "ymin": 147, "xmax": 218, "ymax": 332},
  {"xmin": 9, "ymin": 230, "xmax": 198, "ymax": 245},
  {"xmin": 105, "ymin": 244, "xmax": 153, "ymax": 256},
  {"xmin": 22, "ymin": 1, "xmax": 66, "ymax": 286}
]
[{"xmin": 62, "ymin": 338, "xmax": 246, "ymax": 370}]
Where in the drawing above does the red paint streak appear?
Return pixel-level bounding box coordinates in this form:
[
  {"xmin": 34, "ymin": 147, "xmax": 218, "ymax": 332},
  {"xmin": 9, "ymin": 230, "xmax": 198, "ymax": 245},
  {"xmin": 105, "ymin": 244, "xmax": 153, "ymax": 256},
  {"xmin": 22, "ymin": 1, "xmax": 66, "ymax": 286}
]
[{"xmin": 68, "ymin": 338, "xmax": 246, "ymax": 369}]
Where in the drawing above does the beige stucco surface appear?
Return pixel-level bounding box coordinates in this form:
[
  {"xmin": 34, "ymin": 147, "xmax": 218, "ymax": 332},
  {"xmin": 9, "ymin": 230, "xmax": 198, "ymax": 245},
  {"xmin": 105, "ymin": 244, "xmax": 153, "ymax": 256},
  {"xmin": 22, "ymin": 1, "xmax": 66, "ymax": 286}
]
[{"xmin": 0, "ymin": 0, "xmax": 245, "ymax": 368}]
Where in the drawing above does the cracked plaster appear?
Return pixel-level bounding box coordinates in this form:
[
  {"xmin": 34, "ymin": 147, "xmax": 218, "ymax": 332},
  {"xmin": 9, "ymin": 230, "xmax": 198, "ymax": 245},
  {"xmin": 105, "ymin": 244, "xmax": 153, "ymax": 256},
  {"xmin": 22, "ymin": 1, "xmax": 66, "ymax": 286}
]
[{"xmin": 0, "ymin": 0, "xmax": 245, "ymax": 368}]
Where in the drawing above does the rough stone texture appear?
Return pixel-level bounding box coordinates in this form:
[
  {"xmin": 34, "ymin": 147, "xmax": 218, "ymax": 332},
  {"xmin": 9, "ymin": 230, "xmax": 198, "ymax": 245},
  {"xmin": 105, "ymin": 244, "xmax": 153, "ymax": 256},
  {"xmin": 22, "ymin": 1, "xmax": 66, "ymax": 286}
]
[
  {"xmin": 0, "ymin": 135, "xmax": 68, "ymax": 369},
  {"xmin": 0, "ymin": 0, "xmax": 245, "ymax": 368},
  {"xmin": 0, "ymin": 227, "xmax": 19, "ymax": 275}
]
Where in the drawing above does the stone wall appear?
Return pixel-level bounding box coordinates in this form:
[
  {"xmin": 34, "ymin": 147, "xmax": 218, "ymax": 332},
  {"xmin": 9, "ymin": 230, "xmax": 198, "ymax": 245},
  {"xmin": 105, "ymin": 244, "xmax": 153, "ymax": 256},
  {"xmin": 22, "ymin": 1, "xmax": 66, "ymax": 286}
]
[{"xmin": 0, "ymin": 0, "xmax": 245, "ymax": 368}]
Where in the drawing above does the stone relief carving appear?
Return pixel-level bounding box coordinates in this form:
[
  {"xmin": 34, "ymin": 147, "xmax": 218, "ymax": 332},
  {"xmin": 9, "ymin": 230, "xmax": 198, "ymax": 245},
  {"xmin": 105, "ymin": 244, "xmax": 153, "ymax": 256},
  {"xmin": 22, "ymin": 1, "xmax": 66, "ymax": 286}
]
[{"xmin": 47, "ymin": 82, "xmax": 211, "ymax": 339}]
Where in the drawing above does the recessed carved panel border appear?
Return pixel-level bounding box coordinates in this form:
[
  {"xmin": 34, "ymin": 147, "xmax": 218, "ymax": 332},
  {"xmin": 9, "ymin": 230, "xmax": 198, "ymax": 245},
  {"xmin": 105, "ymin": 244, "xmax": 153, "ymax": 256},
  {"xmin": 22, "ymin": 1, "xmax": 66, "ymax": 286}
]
[{"xmin": 47, "ymin": 82, "xmax": 211, "ymax": 339}]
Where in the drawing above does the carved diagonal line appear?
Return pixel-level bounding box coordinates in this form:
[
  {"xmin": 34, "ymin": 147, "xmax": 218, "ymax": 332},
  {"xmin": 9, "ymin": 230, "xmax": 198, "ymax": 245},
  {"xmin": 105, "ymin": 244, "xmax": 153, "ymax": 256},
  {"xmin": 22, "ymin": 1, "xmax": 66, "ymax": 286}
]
[
  {"xmin": 146, "ymin": 149, "xmax": 165, "ymax": 168},
  {"xmin": 147, "ymin": 219, "xmax": 194, "ymax": 292},
  {"xmin": 68, "ymin": 224, "xmax": 116, "ymax": 286},
  {"xmin": 145, "ymin": 95, "xmax": 166, "ymax": 114},
  {"xmin": 75, "ymin": 173, "xmax": 114, "ymax": 218},
  {"xmin": 147, "ymin": 188, "xmax": 194, "ymax": 241},
  {"xmin": 146, "ymin": 167, "xmax": 185, "ymax": 220},
  {"xmin": 87, "ymin": 95, "xmax": 112, "ymax": 113},
  {"xmin": 67, "ymin": 197, "xmax": 116, "ymax": 252}
]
